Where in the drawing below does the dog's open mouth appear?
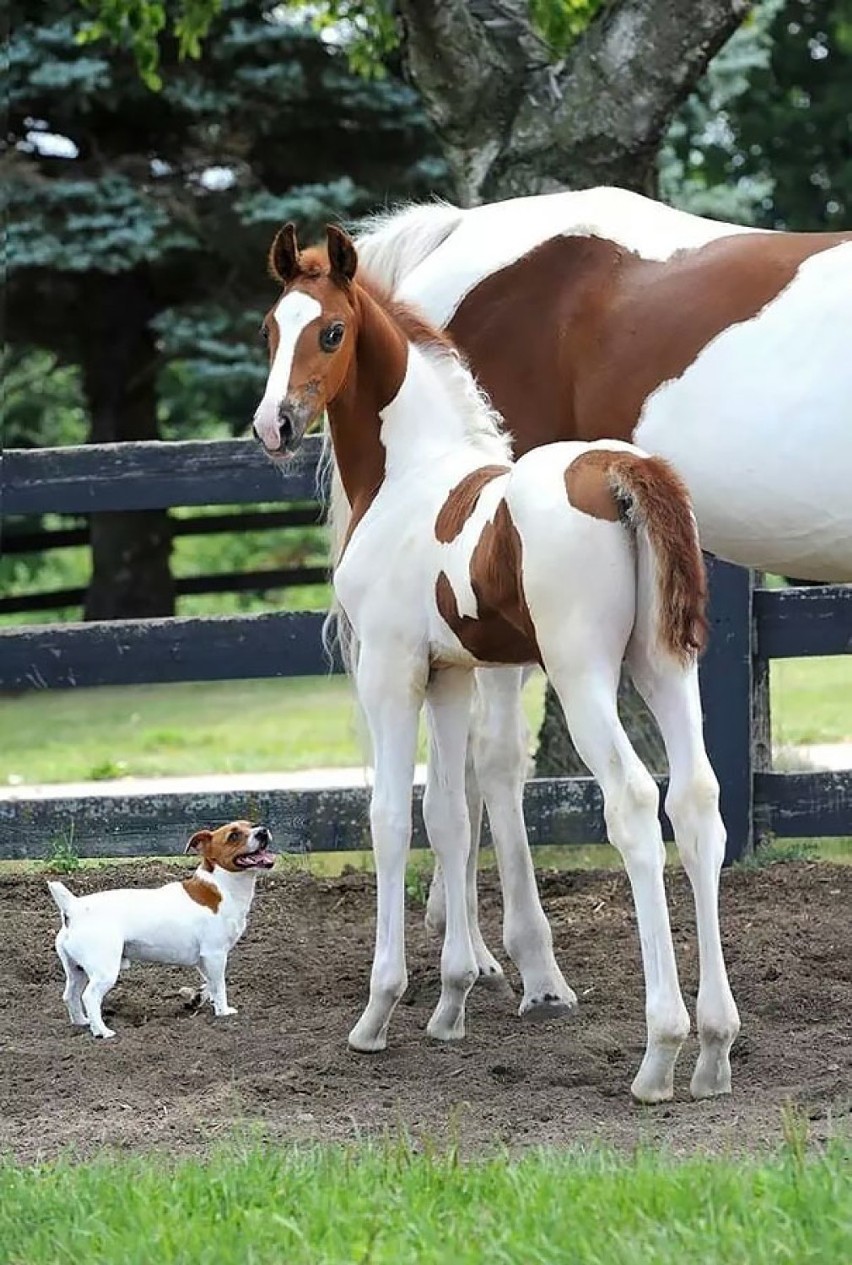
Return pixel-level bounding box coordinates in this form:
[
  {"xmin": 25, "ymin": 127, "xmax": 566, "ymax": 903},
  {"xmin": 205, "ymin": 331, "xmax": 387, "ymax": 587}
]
[{"xmin": 234, "ymin": 849, "xmax": 276, "ymax": 870}]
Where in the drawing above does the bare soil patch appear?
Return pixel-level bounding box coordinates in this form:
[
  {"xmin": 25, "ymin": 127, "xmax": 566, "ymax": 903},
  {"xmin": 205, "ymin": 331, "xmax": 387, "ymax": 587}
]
[{"xmin": 2, "ymin": 861, "xmax": 850, "ymax": 1162}]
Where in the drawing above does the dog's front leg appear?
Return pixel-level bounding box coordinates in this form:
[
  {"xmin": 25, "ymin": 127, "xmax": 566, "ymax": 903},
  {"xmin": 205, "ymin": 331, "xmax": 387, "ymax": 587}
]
[{"xmin": 200, "ymin": 952, "xmax": 236, "ymax": 1017}]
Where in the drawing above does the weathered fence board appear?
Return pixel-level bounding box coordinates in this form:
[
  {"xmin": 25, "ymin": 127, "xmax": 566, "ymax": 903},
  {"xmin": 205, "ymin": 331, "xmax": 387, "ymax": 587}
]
[
  {"xmin": 0, "ymin": 611, "xmax": 340, "ymax": 691},
  {"xmin": 0, "ymin": 778, "xmax": 656, "ymax": 860},
  {"xmin": 755, "ymin": 585, "xmax": 852, "ymax": 658},
  {"xmin": 2, "ymin": 435, "xmax": 325, "ymax": 514},
  {"xmin": 1, "ymin": 505, "xmax": 325, "ymax": 554},
  {"xmin": 0, "ymin": 566, "xmax": 329, "ymax": 616},
  {"xmin": 4, "ymin": 770, "xmax": 848, "ymax": 860},
  {"xmin": 758, "ymin": 770, "xmax": 852, "ymax": 837}
]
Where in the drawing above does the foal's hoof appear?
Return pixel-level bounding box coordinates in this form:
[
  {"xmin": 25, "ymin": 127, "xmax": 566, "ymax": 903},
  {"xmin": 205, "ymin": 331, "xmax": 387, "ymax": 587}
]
[{"xmin": 519, "ymin": 984, "xmax": 578, "ymax": 1022}]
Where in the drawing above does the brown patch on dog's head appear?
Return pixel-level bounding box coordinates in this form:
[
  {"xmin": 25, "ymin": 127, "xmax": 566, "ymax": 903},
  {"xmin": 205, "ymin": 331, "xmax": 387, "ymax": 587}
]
[{"xmin": 185, "ymin": 821, "xmax": 275, "ymax": 874}]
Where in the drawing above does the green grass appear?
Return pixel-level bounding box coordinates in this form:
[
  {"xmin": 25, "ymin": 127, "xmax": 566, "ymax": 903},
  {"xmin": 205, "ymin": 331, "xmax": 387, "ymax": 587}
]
[
  {"xmin": 771, "ymin": 657, "xmax": 852, "ymax": 746},
  {"xmin": 1, "ymin": 658, "xmax": 848, "ymax": 786},
  {"xmin": 1, "ymin": 1138, "xmax": 849, "ymax": 1265}
]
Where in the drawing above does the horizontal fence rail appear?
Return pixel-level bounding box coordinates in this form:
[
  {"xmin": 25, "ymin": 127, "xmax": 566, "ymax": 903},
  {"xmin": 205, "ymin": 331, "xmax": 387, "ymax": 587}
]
[
  {"xmin": 2, "ymin": 435, "xmax": 325, "ymax": 514},
  {"xmin": 0, "ymin": 566, "xmax": 329, "ymax": 617},
  {"xmin": 2, "ymin": 772, "xmax": 847, "ymax": 861},
  {"xmin": 0, "ymin": 506, "xmax": 326, "ymax": 554}
]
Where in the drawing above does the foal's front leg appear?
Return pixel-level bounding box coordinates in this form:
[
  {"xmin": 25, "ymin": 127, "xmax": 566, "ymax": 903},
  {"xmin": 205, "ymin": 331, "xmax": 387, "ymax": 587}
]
[
  {"xmin": 423, "ymin": 667, "xmax": 479, "ymax": 1041},
  {"xmin": 348, "ymin": 647, "xmax": 422, "ymax": 1054}
]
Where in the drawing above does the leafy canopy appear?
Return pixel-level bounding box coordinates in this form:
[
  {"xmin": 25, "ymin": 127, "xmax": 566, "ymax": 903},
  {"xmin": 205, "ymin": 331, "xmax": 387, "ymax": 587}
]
[{"xmin": 79, "ymin": 0, "xmax": 604, "ymax": 89}]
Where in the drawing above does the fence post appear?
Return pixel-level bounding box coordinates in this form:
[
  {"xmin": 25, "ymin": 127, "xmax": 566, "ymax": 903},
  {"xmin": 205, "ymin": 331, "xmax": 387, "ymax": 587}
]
[{"xmin": 699, "ymin": 557, "xmax": 760, "ymax": 864}]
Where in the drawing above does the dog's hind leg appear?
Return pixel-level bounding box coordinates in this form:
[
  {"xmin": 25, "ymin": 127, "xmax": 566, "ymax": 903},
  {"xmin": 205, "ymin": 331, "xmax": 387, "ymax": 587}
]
[
  {"xmin": 55, "ymin": 934, "xmax": 88, "ymax": 1026},
  {"xmin": 77, "ymin": 944, "xmax": 122, "ymax": 1038}
]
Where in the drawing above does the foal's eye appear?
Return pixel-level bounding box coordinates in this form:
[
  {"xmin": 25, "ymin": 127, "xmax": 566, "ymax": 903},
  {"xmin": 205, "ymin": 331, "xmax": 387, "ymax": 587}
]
[{"xmin": 319, "ymin": 322, "xmax": 345, "ymax": 352}]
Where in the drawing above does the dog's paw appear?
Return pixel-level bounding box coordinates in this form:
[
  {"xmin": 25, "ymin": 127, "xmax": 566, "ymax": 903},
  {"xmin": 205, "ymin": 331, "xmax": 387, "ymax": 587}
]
[{"xmin": 215, "ymin": 1005, "xmax": 238, "ymax": 1018}]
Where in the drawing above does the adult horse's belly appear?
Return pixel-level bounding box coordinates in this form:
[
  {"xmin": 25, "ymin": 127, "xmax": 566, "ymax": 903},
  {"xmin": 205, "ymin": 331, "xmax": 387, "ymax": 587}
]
[{"xmin": 633, "ymin": 242, "xmax": 852, "ymax": 581}]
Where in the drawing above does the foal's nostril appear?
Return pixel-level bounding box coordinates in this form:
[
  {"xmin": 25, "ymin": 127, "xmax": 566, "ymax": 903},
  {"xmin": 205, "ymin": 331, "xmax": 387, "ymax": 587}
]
[{"xmin": 278, "ymin": 411, "xmax": 294, "ymax": 445}]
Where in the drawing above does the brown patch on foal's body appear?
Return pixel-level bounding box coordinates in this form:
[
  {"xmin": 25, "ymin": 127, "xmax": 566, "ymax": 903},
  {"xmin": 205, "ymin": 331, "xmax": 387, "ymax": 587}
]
[
  {"xmin": 449, "ymin": 230, "xmax": 850, "ymax": 451},
  {"xmin": 182, "ymin": 876, "xmax": 222, "ymax": 913},
  {"xmin": 435, "ymin": 466, "xmax": 510, "ymax": 543},
  {"xmin": 564, "ymin": 449, "xmax": 707, "ymax": 662},
  {"xmin": 436, "ymin": 499, "xmax": 540, "ymax": 666}
]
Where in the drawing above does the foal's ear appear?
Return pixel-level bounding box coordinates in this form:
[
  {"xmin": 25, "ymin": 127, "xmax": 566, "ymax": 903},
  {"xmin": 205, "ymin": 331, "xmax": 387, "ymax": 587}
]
[
  {"xmin": 185, "ymin": 829, "xmax": 213, "ymax": 855},
  {"xmin": 327, "ymin": 224, "xmax": 357, "ymax": 284},
  {"xmin": 269, "ymin": 223, "xmax": 300, "ymax": 285}
]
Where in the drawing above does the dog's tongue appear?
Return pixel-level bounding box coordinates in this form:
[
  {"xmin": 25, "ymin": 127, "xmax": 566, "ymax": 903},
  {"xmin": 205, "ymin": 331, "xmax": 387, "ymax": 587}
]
[{"xmin": 238, "ymin": 849, "xmax": 275, "ymax": 869}]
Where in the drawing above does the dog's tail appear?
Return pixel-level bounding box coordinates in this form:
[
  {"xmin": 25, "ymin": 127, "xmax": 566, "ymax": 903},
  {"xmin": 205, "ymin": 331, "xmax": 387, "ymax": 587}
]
[{"xmin": 47, "ymin": 880, "xmax": 77, "ymax": 925}]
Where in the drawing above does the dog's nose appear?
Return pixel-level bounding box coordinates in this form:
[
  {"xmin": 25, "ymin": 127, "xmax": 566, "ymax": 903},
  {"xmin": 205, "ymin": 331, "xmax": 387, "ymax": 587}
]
[{"xmin": 255, "ymin": 826, "xmax": 271, "ymax": 844}]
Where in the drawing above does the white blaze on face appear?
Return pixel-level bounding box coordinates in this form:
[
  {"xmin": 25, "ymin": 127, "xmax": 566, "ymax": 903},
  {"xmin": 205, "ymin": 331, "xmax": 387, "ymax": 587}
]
[{"xmin": 253, "ymin": 291, "xmax": 321, "ymax": 450}]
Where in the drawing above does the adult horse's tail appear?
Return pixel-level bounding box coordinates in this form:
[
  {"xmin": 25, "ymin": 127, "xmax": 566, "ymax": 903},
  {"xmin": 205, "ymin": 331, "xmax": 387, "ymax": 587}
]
[{"xmin": 607, "ymin": 453, "xmax": 708, "ymax": 665}]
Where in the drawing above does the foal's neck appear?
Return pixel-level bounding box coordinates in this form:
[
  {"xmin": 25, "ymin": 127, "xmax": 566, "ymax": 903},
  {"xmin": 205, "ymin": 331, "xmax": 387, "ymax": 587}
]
[{"xmin": 326, "ymin": 285, "xmax": 408, "ymax": 516}]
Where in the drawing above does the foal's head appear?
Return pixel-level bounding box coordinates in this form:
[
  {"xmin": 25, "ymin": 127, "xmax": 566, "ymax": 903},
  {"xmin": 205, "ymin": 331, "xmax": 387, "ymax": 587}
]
[{"xmin": 253, "ymin": 223, "xmax": 362, "ymax": 458}]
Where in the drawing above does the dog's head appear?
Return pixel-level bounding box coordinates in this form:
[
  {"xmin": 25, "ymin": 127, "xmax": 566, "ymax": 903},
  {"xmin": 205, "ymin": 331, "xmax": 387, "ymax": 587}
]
[{"xmin": 185, "ymin": 821, "xmax": 275, "ymax": 873}]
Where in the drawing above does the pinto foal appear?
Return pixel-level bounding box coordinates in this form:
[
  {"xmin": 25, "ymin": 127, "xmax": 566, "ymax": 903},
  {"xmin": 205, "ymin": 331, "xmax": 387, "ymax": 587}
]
[{"xmin": 253, "ymin": 223, "xmax": 740, "ymax": 1104}]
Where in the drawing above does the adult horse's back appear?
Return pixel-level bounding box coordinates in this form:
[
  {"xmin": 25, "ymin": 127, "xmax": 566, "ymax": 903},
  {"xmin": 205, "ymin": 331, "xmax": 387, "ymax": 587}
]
[{"xmin": 357, "ymin": 187, "xmax": 852, "ymax": 582}]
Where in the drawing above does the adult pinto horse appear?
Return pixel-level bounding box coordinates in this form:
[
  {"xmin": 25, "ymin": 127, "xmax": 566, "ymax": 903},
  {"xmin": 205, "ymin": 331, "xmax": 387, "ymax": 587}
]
[
  {"xmin": 253, "ymin": 223, "xmax": 739, "ymax": 1103},
  {"xmin": 343, "ymin": 187, "xmax": 852, "ymax": 1010}
]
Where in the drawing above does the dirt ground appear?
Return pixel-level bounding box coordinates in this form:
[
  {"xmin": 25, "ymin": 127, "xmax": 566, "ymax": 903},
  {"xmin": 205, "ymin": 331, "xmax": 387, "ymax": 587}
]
[{"xmin": 2, "ymin": 860, "xmax": 850, "ymax": 1163}]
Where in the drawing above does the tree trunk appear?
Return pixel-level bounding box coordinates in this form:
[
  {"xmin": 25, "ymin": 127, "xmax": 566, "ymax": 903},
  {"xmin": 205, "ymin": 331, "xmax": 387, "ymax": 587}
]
[
  {"xmin": 81, "ymin": 275, "xmax": 174, "ymax": 620},
  {"xmin": 397, "ymin": 0, "xmax": 746, "ymax": 774}
]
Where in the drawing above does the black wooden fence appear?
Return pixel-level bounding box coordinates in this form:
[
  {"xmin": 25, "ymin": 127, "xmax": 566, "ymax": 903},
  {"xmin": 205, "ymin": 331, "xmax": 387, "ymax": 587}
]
[{"xmin": 1, "ymin": 435, "xmax": 850, "ymax": 861}]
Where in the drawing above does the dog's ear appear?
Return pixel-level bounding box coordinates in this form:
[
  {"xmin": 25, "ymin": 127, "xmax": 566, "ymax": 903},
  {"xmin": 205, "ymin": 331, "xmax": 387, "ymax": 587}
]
[{"xmin": 185, "ymin": 830, "xmax": 213, "ymax": 855}]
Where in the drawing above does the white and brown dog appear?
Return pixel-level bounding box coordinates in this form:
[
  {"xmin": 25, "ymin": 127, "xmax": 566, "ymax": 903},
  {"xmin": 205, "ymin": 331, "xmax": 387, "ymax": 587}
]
[{"xmin": 47, "ymin": 820, "xmax": 274, "ymax": 1038}]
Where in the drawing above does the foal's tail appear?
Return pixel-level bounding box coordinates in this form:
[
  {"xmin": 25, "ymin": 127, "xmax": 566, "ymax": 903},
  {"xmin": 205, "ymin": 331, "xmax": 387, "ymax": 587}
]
[{"xmin": 602, "ymin": 452, "xmax": 708, "ymax": 665}]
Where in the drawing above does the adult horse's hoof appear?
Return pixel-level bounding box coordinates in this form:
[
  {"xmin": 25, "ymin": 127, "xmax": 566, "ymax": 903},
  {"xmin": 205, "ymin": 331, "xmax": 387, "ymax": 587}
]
[{"xmin": 519, "ymin": 986, "xmax": 578, "ymax": 1022}]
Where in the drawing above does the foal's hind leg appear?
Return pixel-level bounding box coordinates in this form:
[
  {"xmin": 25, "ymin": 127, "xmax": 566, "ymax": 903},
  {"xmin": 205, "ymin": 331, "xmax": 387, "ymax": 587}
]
[
  {"xmin": 628, "ymin": 651, "xmax": 740, "ymax": 1099},
  {"xmin": 547, "ymin": 659, "xmax": 690, "ymax": 1102}
]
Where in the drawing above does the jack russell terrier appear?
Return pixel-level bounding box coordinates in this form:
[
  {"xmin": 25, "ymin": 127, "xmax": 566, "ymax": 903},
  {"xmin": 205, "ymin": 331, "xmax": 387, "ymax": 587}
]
[{"xmin": 47, "ymin": 820, "xmax": 274, "ymax": 1038}]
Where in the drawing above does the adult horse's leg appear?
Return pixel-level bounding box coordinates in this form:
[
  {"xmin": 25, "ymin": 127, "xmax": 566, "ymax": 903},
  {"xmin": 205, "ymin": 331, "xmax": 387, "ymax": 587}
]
[
  {"xmin": 348, "ymin": 647, "xmax": 421, "ymax": 1054},
  {"xmin": 547, "ymin": 656, "xmax": 690, "ymax": 1103},
  {"xmin": 473, "ymin": 667, "xmax": 578, "ymax": 1019},
  {"xmin": 627, "ymin": 650, "xmax": 740, "ymax": 1099},
  {"xmin": 423, "ymin": 667, "xmax": 480, "ymax": 1041}
]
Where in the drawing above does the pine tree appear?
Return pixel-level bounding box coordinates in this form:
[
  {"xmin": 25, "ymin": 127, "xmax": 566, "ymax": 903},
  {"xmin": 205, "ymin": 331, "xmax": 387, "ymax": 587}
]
[{"xmin": 5, "ymin": 0, "xmax": 446, "ymax": 618}]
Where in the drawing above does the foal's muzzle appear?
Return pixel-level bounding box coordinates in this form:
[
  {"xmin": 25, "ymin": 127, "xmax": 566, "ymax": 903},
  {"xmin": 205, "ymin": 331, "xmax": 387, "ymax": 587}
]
[{"xmin": 253, "ymin": 396, "xmax": 315, "ymax": 459}]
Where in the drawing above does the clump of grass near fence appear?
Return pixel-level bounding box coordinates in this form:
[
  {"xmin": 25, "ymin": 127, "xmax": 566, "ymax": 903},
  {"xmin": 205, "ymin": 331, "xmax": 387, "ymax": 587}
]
[{"xmin": 2, "ymin": 1137, "xmax": 849, "ymax": 1265}]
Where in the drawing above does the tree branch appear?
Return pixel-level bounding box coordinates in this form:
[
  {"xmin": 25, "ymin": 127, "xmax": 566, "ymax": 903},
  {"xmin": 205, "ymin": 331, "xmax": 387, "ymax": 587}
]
[{"xmin": 397, "ymin": 0, "xmax": 752, "ymax": 202}]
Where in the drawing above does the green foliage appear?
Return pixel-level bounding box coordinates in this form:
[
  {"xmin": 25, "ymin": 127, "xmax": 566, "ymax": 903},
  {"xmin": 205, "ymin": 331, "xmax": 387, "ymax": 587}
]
[
  {"xmin": 530, "ymin": 0, "xmax": 604, "ymax": 55},
  {"xmin": 2, "ymin": 1140, "xmax": 851, "ymax": 1265},
  {"xmin": 77, "ymin": 0, "xmax": 607, "ymax": 89},
  {"xmin": 662, "ymin": 0, "xmax": 852, "ymax": 229},
  {"xmin": 44, "ymin": 827, "xmax": 81, "ymax": 872}
]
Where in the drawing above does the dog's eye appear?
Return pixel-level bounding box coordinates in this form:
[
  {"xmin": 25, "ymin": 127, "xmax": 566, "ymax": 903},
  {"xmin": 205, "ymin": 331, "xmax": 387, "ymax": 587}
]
[
  {"xmin": 260, "ymin": 324, "xmax": 269, "ymax": 342},
  {"xmin": 228, "ymin": 830, "xmax": 241, "ymax": 843},
  {"xmin": 319, "ymin": 321, "xmax": 344, "ymax": 352}
]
